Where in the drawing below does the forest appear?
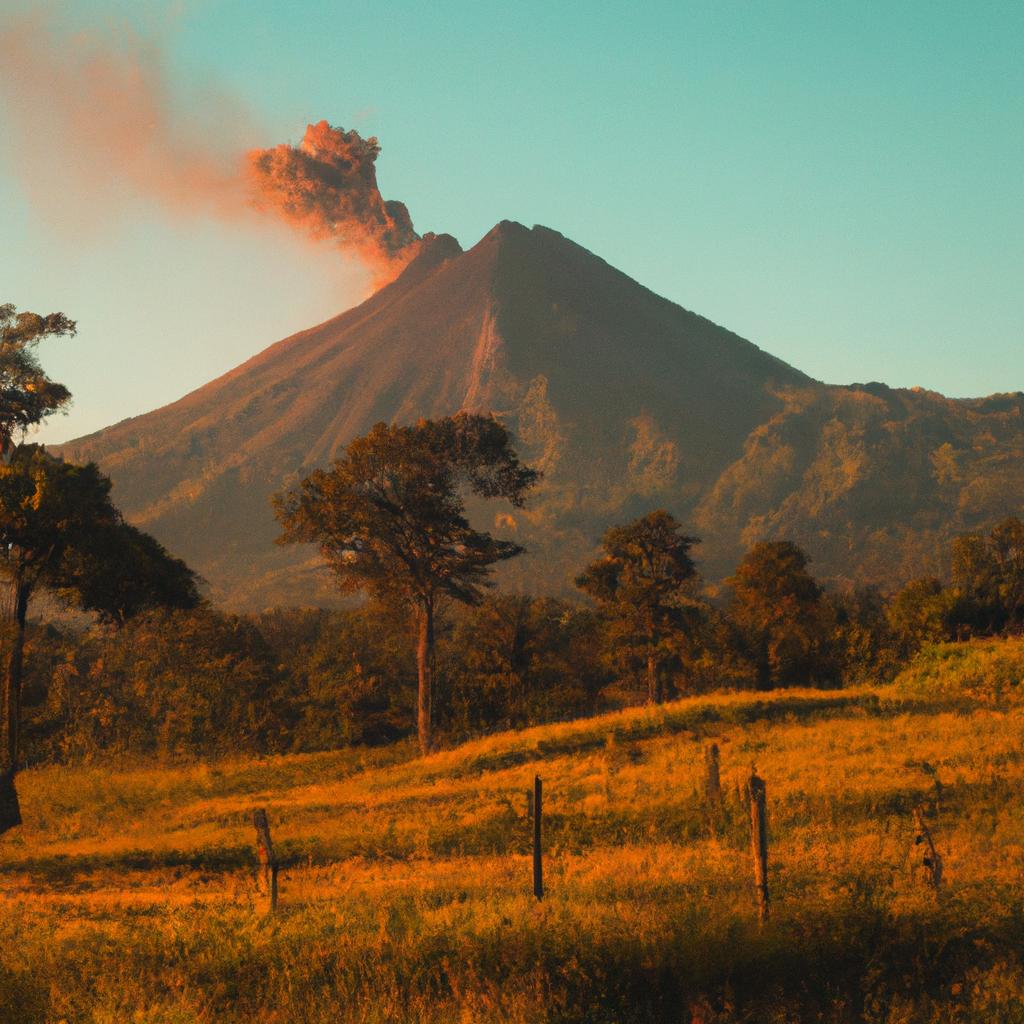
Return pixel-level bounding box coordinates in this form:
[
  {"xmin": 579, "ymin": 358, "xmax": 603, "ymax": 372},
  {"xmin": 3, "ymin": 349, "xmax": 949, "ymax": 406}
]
[{"xmin": 17, "ymin": 513, "xmax": 1024, "ymax": 768}]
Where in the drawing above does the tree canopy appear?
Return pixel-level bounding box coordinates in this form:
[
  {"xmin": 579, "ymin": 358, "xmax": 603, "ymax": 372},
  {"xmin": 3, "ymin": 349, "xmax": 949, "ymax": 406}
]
[
  {"xmin": 274, "ymin": 413, "xmax": 538, "ymax": 753},
  {"xmin": 55, "ymin": 520, "xmax": 201, "ymax": 625},
  {"xmin": 728, "ymin": 540, "xmax": 832, "ymax": 689},
  {"xmin": 0, "ymin": 304, "xmax": 75, "ymax": 454},
  {"xmin": 950, "ymin": 517, "xmax": 1024, "ymax": 635},
  {"xmin": 576, "ymin": 510, "xmax": 700, "ymax": 703}
]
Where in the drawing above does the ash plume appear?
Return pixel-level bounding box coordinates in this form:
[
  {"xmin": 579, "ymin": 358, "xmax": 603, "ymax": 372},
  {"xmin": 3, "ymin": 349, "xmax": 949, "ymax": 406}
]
[
  {"xmin": 248, "ymin": 122, "xmax": 421, "ymax": 286},
  {"xmin": 0, "ymin": 14, "xmax": 250, "ymax": 228},
  {"xmin": 0, "ymin": 15, "xmax": 420, "ymax": 289}
]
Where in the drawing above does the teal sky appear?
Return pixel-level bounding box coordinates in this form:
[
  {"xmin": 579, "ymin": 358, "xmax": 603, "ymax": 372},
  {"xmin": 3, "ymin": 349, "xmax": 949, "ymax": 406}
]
[{"xmin": 3, "ymin": 0, "xmax": 1022, "ymax": 444}]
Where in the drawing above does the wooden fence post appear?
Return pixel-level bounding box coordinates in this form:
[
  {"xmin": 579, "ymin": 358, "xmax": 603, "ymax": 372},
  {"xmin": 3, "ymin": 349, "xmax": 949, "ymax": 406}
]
[
  {"xmin": 253, "ymin": 808, "xmax": 279, "ymax": 915},
  {"xmin": 533, "ymin": 775, "xmax": 543, "ymax": 900},
  {"xmin": 913, "ymin": 805, "xmax": 943, "ymax": 893},
  {"xmin": 704, "ymin": 743, "xmax": 722, "ymax": 806},
  {"xmin": 747, "ymin": 768, "xmax": 769, "ymax": 923}
]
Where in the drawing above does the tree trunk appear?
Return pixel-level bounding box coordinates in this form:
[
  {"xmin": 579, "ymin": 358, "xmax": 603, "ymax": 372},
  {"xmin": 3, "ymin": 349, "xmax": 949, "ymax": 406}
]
[
  {"xmin": 416, "ymin": 597, "xmax": 435, "ymax": 755},
  {"xmin": 0, "ymin": 580, "xmax": 29, "ymax": 835},
  {"xmin": 646, "ymin": 649, "xmax": 658, "ymax": 705}
]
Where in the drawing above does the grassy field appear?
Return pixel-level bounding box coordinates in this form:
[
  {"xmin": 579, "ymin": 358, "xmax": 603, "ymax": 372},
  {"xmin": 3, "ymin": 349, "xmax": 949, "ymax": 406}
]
[{"xmin": 3, "ymin": 647, "xmax": 1024, "ymax": 1022}]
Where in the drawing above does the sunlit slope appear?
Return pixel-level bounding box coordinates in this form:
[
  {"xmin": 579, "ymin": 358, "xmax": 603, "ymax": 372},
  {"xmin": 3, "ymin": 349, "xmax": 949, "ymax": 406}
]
[
  {"xmin": 3, "ymin": 682, "xmax": 1024, "ymax": 1021},
  {"xmin": 58, "ymin": 222, "xmax": 809, "ymax": 607}
]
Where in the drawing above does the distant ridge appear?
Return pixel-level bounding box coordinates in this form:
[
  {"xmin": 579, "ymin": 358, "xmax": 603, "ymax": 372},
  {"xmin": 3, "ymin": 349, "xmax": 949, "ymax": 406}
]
[{"xmin": 59, "ymin": 223, "xmax": 1024, "ymax": 607}]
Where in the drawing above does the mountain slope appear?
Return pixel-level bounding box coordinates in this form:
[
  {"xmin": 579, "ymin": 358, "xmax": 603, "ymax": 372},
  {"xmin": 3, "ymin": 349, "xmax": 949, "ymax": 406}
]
[
  {"xmin": 59, "ymin": 222, "xmax": 1024, "ymax": 606},
  {"xmin": 59, "ymin": 222, "xmax": 807, "ymax": 605},
  {"xmin": 695, "ymin": 381, "xmax": 1024, "ymax": 584}
]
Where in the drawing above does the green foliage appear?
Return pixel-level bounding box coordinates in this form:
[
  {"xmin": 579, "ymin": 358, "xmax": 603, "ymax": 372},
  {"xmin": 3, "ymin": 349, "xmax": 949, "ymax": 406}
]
[
  {"xmin": 576, "ymin": 510, "xmax": 701, "ymax": 703},
  {"xmin": 256, "ymin": 605, "xmax": 414, "ymax": 749},
  {"xmin": 24, "ymin": 608, "xmax": 285, "ymax": 764},
  {"xmin": 0, "ymin": 303, "xmax": 75, "ymax": 453},
  {"xmin": 438, "ymin": 595, "xmax": 609, "ymax": 737},
  {"xmin": 0, "ymin": 447, "xmax": 117, "ymax": 596},
  {"xmin": 950, "ymin": 516, "xmax": 1024, "ymax": 635},
  {"xmin": 727, "ymin": 540, "xmax": 835, "ymax": 688},
  {"xmin": 894, "ymin": 637, "xmax": 1024, "ymax": 706},
  {"xmin": 20, "ymin": 598, "xmax": 615, "ymax": 765},
  {"xmin": 886, "ymin": 576, "xmax": 959, "ymax": 658},
  {"xmin": 274, "ymin": 413, "xmax": 539, "ymax": 753},
  {"xmin": 55, "ymin": 520, "xmax": 201, "ymax": 624},
  {"xmin": 826, "ymin": 586, "xmax": 902, "ymax": 685},
  {"xmin": 274, "ymin": 414, "xmax": 538, "ymax": 608}
]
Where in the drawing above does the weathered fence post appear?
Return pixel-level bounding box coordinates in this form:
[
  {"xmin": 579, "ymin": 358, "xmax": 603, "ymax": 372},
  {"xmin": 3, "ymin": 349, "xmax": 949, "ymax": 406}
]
[
  {"xmin": 704, "ymin": 743, "xmax": 722, "ymax": 805},
  {"xmin": 0, "ymin": 771, "xmax": 21, "ymax": 836},
  {"xmin": 747, "ymin": 768, "xmax": 769, "ymax": 923},
  {"xmin": 253, "ymin": 808, "xmax": 279, "ymax": 915},
  {"xmin": 533, "ymin": 775, "xmax": 543, "ymax": 900},
  {"xmin": 913, "ymin": 805, "xmax": 943, "ymax": 893}
]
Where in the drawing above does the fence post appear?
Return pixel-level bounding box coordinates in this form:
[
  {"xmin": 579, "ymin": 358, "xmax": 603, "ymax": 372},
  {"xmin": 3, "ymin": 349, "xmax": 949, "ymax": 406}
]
[
  {"xmin": 533, "ymin": 775, "xmax": 543, "ymax": 900},
  {"xmin": 704, "ymin": 743, "xmax": 722, "ymax": 806},
  {"xmin": 913, "ymin": 805, "xmax": 943, "ymax": 893},
  {"xmin": 253, "ymin": 808, "xmax": 279, "ymax": 915},
  {"xmin": 747, "ymin": 768, "xmax": 769, "ymax": 923}
]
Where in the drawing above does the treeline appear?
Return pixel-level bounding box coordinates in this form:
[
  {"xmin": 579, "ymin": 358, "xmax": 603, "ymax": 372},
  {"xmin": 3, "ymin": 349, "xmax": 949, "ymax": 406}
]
[{"xmin": 19, "ymin": 514, "xmax": 1024, "ymax": 766}]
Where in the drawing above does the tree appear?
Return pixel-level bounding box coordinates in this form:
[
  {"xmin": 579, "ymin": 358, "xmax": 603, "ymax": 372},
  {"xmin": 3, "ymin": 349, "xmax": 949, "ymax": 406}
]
[
  {"xmin": 440, "ymin": 595, "xmax": 609, "ymax": 735},
  {"xmin": 827, "ymin": 586, "xmax": 900, "ymax": 684},
  {"xmin": 576, "ymin": 510, "xmax": 700, "ymax": 704},
  {"xmin": 950, "ymin": 517, "xmax": 1024, "ymax": 635},
  {"xmin": 54, "ymin": 520, "xmax": 201, "ymax": 626},
  {"xmin": 0, "ymin": 449, "xmax": 115, "ymax": 829},
  {"xmin": 886, "ymin": 576, "xmax": 957, "ymax": 658},
  {"xmin": 0, "ymin": 303, "xmax": 74, "ymax": 830},
  {"xmin": 273, "ymin": 414, "xmax": 538, "ymax": 754},
  {"xmin": 0, "ymin": 450, "xmax": 200, "ymax": 833},
  {"xmin": 0, "ymin": 304, "xmax": 75, "ymax": 455},
  {"xmin": 0, "ymin": 305, "xmax": 200, "ymax": 832},
  {"xmin": 728, "ymin": 540, "xmax": 833, "ymax": 688}
]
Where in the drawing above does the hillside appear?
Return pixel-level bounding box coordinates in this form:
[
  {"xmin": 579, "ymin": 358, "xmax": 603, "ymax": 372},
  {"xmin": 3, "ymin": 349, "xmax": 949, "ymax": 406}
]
[
  {"xmin": 2, "ymin": 675, "xmax": 1024, "ymax": 1021},
  {"xmin": 59, "ymin": 223, "xmax": 1024, "ymax": 606}
]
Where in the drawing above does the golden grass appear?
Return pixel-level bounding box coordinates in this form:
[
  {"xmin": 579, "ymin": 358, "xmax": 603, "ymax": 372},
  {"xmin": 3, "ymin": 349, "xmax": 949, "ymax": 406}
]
[{"xmin": 3, "ymin": 681, "xmax": 1024, "ymax": 1022}]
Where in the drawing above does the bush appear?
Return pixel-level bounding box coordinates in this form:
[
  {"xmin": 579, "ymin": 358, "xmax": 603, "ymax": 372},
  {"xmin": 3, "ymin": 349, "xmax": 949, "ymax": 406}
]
[{"xmin": 894, "ymin": 637, "xmax": 1024, "ymax": 705}]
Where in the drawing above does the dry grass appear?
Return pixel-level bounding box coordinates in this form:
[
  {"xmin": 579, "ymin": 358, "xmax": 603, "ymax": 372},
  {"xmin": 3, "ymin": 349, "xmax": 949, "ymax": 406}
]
[{"xmin": 3, "ymin": 679, "xmax": 1024, "ymax": 1022}]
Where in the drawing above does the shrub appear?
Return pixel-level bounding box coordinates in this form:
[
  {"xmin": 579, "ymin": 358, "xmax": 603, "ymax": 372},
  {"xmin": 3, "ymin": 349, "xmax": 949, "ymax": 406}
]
[{"xmin": 894, "ymin": 637, "xmax": 1024, "ymax": 705}]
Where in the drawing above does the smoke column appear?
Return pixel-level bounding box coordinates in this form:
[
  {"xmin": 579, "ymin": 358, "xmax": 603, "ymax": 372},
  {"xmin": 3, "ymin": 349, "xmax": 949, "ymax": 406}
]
[
  {"xmin": 248, "ymin": 122, "xmax": 421, "ymax": 286},
  {"xmin": 0, "ymin": 14, "xmax": 420, "ymax": 288}
]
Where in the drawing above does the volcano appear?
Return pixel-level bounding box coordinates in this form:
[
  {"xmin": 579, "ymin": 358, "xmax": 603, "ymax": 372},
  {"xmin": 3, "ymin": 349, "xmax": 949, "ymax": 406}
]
[{"xmin": 60, "ymin": 222, "xmax": 1024, "ymax": 607}]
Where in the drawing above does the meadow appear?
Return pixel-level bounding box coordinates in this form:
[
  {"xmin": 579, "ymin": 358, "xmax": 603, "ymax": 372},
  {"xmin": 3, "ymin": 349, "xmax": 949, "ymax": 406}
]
[{"xmin": 2, "ymin": 643, "xmax": 1024, "ymax": 1023}]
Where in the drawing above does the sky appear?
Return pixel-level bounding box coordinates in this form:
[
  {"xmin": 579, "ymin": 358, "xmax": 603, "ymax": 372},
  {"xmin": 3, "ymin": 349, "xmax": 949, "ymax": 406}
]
[{"xmin": 2, "ymin": 0, "xmax": 1022, "ymax": 445}]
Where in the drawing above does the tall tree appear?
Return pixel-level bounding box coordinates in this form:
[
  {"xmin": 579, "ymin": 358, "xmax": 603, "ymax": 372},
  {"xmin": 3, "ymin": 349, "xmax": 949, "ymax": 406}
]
[
  {"xmin": 274, "ymin": 414, "xmax": 538, "ymax": 754},
  {"xmin": 0, "ymin": 449, "xmax": 113, "ymax": 829},
  {"xmin": 0, "ymin": 305, "xmax": 201, "ymax": 832},
  {"xmin": 728, "ymin": 540, "xmax": 832, "ymax": 689},
  {"xmin": 0, "ymin": 449, "xmax": 201, "ymax": 832},
  {"xmin": 576, "ymin": 510, "xmax": 700, "ymax": 704},
  {"xmin": 0, "ymin": 305, "xmax": 75, "ymax": 831}
]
